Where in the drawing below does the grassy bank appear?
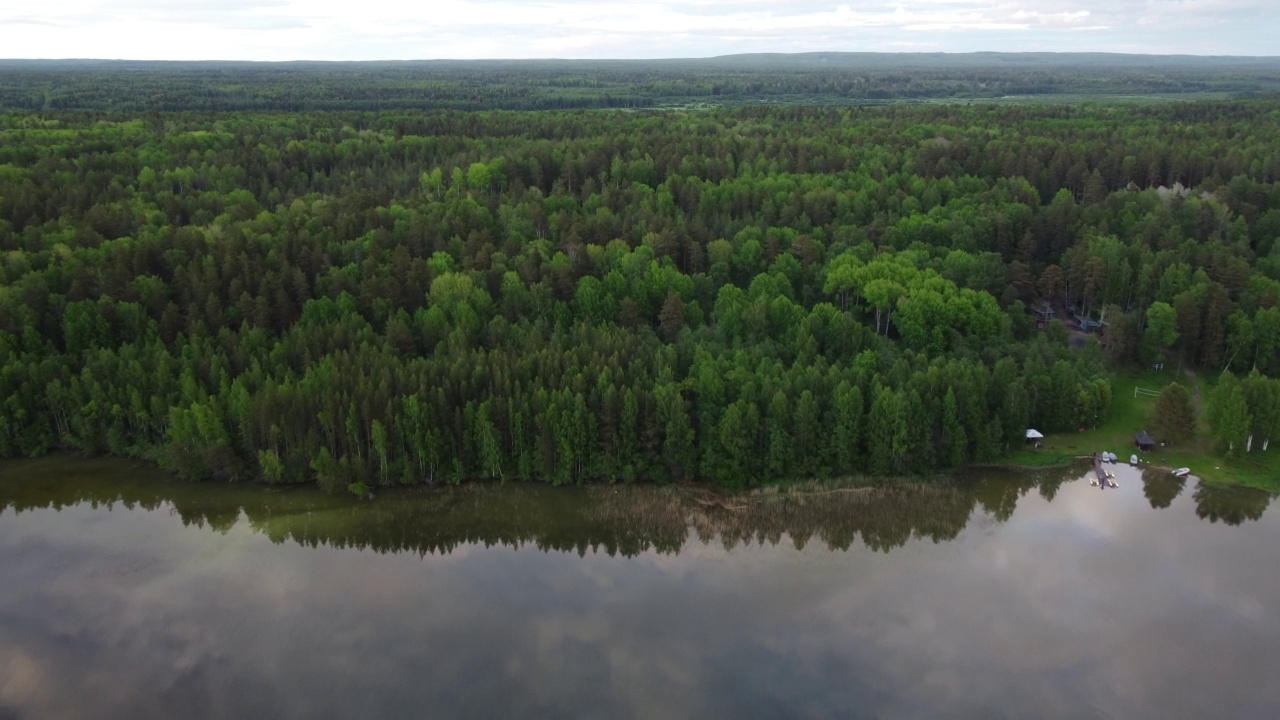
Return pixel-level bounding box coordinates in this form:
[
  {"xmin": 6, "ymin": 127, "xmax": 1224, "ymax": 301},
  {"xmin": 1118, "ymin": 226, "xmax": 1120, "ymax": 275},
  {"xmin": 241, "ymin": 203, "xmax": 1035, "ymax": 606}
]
[{"xmin": 1002, "ymin": 369, "xmax": 1280, "ymax": 492}]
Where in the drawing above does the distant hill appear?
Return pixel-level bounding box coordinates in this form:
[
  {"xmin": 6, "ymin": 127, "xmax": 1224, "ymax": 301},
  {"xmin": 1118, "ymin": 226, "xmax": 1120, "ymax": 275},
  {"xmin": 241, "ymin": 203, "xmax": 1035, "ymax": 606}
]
[
  {"xmin": 695, "ymin": 52, "xmax": 1280, "ymax": 68},
  {"xmin": 5, "ymin": 52, "xmax": 1280, "ymax": 67},
  {"xmin": 2, "ymin": 53, "xmax": 1278, "ymax": 112}
]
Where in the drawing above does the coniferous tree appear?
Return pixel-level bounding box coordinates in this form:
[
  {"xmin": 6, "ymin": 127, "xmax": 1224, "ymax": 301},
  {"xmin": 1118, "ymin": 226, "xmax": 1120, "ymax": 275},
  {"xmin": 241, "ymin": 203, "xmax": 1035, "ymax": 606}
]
[{"xmin": 1151, "ymin": 383, "xmax": 1196, "ymax": 445}]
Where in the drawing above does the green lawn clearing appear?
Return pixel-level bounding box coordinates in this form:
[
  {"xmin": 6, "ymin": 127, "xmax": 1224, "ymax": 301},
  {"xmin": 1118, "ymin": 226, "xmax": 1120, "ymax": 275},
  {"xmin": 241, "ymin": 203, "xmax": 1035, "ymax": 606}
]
[{"xmin": 1002, "ymin": 369, "xmax": 1280, "ymax": 492}]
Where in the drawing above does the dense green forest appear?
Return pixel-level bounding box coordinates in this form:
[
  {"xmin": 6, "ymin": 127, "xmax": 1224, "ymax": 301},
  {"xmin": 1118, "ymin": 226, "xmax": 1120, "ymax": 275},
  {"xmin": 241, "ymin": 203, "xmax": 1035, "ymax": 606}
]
[
  {"xmin": 2, "ymin": 73, "xmax": 1280, "ymax": 492},
  {"xmin": 4, "ymin": 54, "xmax": 1280, "ymax": 112}
]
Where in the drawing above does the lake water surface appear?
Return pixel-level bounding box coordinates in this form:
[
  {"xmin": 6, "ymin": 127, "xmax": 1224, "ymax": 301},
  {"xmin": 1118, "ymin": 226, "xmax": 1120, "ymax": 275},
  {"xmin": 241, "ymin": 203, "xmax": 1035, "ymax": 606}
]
[{"xmin": 1, "ymin": 456, "xmax": 1278, "ymax": 719}]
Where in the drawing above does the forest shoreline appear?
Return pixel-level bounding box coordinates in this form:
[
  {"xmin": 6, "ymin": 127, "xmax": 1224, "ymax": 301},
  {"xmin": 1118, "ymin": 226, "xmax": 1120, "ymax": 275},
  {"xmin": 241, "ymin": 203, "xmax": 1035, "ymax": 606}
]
[
  {"xmin": 9, "ymin": 436, "xmax": 1276, "ymax": 500},
  {"xmin": 4, "ymin": 447, "xmax": 1043, "ymax": 498}
]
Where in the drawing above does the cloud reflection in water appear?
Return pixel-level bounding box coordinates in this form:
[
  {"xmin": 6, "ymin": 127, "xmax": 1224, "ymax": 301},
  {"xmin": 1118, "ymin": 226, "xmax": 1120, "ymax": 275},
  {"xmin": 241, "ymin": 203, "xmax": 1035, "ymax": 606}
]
[{"xmin": 0, "ymin": 458, "xmax": 1277, "ymax": 719}]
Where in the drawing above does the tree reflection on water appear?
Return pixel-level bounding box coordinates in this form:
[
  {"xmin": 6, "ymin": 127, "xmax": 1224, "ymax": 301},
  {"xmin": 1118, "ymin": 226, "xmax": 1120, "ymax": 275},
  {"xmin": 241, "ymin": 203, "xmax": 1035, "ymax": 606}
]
[
  {"xmin": 1192, "ymin": 482, "xmax": 1272, "ymax": 525},
  {"xmin": 1, "ymin": 456, "xmax": 1273, "ymax": 555},
  {"xmin": 1142, "ymin": 469, "xmax": 1186, "ymax": 510}
]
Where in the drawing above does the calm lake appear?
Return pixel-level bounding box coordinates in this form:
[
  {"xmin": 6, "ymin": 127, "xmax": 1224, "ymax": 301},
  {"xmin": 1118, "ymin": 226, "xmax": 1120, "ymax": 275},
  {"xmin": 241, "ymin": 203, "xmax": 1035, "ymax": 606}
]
[{"xmin": 1, "ymin": 456, "xmax": 1278, "ymax": 719}]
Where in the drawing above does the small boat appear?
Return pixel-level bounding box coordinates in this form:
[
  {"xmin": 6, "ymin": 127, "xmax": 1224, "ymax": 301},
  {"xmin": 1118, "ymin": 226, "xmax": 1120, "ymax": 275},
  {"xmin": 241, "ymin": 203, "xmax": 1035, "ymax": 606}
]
[
  {"xmin": 1173, "ymin": 467, "xmax": 1191, "ymax": 477},
  {"xmin": 1129, "ymin": 454, "xmax": 1138, "ymax": 466}
]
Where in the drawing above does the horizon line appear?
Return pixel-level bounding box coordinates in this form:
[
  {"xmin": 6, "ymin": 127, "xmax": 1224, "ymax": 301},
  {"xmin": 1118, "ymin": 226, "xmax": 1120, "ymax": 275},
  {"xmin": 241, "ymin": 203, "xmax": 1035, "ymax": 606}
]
[{"xmin": 4, "ymin": 50, "xmax": 1280, "ymax": 63}]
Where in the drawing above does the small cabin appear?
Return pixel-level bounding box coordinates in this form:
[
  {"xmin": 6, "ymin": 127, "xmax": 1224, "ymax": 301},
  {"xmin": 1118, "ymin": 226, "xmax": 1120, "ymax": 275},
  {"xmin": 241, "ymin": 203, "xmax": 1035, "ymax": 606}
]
[
  {"xmin": 1134, "ymin": 431, "xmax": 1156, "ymax": 452},
  {"xmin": 1031, "ymin": 300, "xmax": 1054, "ymax": 329}
]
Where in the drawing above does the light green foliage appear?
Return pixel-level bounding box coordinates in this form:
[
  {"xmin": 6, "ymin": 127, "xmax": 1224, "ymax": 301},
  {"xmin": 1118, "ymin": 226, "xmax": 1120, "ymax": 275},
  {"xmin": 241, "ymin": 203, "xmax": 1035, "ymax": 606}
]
[
  {"xmin": 1241, "ymin": 373, "xmax": 1280, "ymax": 452},
  {"xmin": 472, "ymin": 404, "xmax": 502, "ymax": 480},
  {"xmin": 822, "ymin": 253, "xmax": 863, "ymax": 310},
  {"xmin": 258, "ymin": 449, "xmax": 284, "ymax": 483},
  {"xmin": 1143, "ymin": 302, "xmax": 1178, "ymax": 361},
  {"xmin": 1209, "ymin": 374, "xmax": 1252, "ymax": 456},
  {"xmin": 466, "ymin": 162, "xmax": 493, "ymax": 194}
]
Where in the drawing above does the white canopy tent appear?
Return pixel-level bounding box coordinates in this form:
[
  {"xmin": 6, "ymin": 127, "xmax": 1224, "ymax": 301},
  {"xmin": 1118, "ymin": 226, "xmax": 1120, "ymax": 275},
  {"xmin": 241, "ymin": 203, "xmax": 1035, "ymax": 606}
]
[{"xmin": 1025, "ymin": 429, "xmax": 1044, "ymax": 440}]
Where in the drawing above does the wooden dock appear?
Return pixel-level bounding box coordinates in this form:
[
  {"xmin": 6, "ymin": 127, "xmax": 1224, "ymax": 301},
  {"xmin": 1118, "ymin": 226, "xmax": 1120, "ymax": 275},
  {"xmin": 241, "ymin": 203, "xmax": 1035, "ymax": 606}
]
[{"xmin": 1091, "ymin": 452, "xmax": 1116, "ymax": 488}]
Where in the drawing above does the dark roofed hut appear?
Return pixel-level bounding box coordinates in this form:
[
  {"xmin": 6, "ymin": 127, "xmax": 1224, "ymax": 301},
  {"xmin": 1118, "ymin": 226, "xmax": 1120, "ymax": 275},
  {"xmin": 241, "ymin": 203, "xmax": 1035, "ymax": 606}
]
[
  {"xmin": 1134, "ymin": 431, "xmax": 1156, "ymax": 452},
  {"xmin": 1031, "ymin": 300, "xmax": 1054, "ymax": 329},
  {"xmin": 1074, "ymin": 314, "xmax": 1107, "ymax": 333}
]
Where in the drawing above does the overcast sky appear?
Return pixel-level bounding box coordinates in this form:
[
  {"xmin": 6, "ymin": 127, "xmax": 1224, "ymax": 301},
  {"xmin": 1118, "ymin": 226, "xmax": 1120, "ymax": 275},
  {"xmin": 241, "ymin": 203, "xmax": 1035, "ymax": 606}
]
[{"xmin": 1, "ymin": 0, "xmax": 1276, "ymax": 60}]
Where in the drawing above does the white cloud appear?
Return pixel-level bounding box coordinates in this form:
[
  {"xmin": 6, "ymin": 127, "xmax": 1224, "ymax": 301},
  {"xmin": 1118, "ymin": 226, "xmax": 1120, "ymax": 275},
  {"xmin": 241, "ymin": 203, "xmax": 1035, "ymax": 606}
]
[{"xmin": 0, "ymin": 0, "xmax": 1275, "ymax": 58}]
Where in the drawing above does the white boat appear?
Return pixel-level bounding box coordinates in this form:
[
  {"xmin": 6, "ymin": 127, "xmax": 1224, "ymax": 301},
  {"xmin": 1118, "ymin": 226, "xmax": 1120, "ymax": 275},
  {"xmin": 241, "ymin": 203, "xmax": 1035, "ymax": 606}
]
[
  {"xmin": 1173, "ymin": 467, "xmax": 1191, "ymax": 477},
  {"xmin": 1129, "ymin": 454, "xmax": 1138, "ymax": 465}
]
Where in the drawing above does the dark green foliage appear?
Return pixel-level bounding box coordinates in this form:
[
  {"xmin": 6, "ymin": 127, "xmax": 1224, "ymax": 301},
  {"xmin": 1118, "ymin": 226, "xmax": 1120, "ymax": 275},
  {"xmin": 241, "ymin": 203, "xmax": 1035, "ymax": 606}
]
[
  {"xmin": 5, "ymin": 91, "xmax": 1280, "ymax": 491},
  {"xmin": 3, "ymin": 56, "xmax": 1280, "ymax": 113},
  {"xmin": 1151, "ymin": 383, "xmax": 1196, "ymax": 444}
]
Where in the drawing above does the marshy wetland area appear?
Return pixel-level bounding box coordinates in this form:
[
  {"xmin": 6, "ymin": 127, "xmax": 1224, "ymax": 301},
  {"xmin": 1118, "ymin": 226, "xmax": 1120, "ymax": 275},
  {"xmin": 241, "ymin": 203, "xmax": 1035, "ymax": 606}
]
[{"xmin": 2, "ymin": 454, "xmax": 1279, "ymax": 719}]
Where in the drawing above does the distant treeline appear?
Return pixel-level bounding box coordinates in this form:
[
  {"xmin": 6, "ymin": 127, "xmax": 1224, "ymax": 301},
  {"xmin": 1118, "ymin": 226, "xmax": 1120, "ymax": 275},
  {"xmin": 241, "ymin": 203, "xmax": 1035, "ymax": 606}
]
[
  {"xmin": 2, "ymin": 54, "xmax": 1280, "ymax": 112},
  {"xmin": 2, "ymin": 100, "xmax": 1279, "ymax": 491}
]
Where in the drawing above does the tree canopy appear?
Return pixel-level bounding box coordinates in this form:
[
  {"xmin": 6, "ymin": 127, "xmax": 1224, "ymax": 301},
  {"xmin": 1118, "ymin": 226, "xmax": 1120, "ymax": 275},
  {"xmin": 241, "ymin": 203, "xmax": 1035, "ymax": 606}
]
[{"xmin": 3, "ymin": 91, "xmax": 1280, "ymax": 490}]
